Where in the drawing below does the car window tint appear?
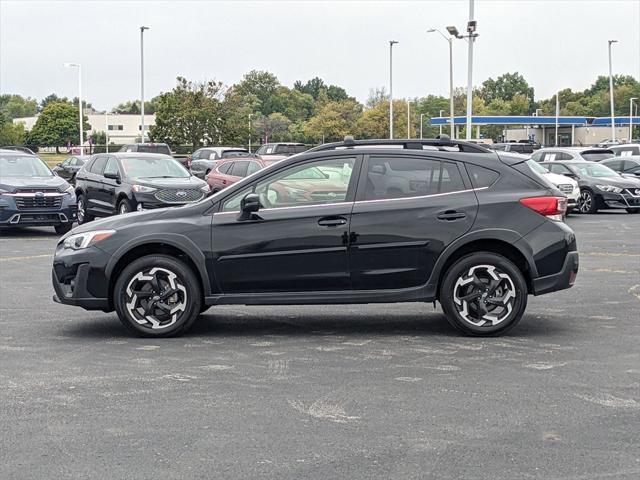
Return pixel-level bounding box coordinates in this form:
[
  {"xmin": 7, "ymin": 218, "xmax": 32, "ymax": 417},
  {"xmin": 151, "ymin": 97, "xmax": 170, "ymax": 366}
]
[
  {"xmin": 230, "ymin": 161, "xmax": 249, "ymax": 177},
  {"xmin": 549, "ymin": 164, "xmax": 570, "ymax": 175},
  {"xmin": 221, "ymin": 187, "xmax": 253, "ymax": 212},
  {"xmin": 530, "ymin": 151, "xmax": 543, "ymax": 162},
  {"xmin": 604, "ymin": 160, "xmax": 623, "ymax": 171},
  {"xmin": 103, "ymin": 157, "xmax": 119, "ymax": 176},
  {"xmin": 466, "ymin": 164, "xmax": 499, "ymax": 189},
  {"xmin": 191, "ymin": 150, "xmax": 202, "ymax": 160},
  {"xmin": 218, "ymin": 162, "xmax": 233, "ymax": 175},
  {"xmin": 364, "ymin": 157, "xmax": 464, "ymax": 200},
  {"xmin": 253, "ymin": 157, "xmax": 355, "ymax": 209},
  {"xmin": 90, "ymin": 156, "xmax": 107, "ymax": 174},
  {"xmin": 581, "ymin": 151, "xmax": 614, "ymax": 162},
  {"xmin": 247, "ymin": 161, "xmax": 261, "ymax": 176}
]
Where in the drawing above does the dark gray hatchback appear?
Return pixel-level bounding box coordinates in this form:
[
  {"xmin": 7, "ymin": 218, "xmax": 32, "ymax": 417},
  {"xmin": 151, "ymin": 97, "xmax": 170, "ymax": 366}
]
[{"xmin": 53, "ymin": 138, "xmax": 579, "ymax": 338}]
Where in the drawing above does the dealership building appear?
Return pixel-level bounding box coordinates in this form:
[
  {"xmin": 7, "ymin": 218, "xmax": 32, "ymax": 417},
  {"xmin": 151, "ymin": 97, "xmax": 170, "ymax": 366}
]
[
  {"xmin": 13, "ymin": 113, "xmax": 156, "ymax": 145},
  {"xmin": 429, "ymin": 115, "xmax": 640, "ymax": 146}
]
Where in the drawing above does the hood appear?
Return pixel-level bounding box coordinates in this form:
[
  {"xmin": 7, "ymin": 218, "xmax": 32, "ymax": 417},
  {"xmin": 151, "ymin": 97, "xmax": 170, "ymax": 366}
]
[
  {"xmin": 0, "ymin": 175, "xmax": 69, "ymax": 192},
  {"xmin": 127, "ymin": 176, "xmax": 207, "ymax": 189},
  {"xmin": 543, "ymin": 172, "xmax": 577, "ymax": 187},
  {"xmin": 583, "ymin": 175, "xmax": 640, "ymax": 188}
]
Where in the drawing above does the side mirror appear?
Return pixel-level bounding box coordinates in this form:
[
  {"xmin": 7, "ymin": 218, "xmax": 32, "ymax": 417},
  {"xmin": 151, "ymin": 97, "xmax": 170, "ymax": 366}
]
[
  {"xmin": 104, "ymin": 172, "xmax": 120, "ymax": 181},
  {"xmin": 56, "ymin": 163, "xmax": 63, "ymax": 167},
  {"xmin": 238, "ymin": 193, "xmax": 261, "ymax": 220}
]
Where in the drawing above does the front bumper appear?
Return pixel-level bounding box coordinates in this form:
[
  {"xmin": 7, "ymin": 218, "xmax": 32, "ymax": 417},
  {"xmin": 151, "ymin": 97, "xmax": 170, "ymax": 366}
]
[
  {"xmin": 598, "ymin": 191, "xmax": 640, "ymax": 209},
  {"xmin": 51, "ymin": 244, "xmax": 111, "ymax": 311},
  {"xmin": 0, "ymin": 194, "xmax": 77, "ymax": 227},
  {"xmin": 532, "ymin": 251, "xmax": 579, "ymax": 295}
]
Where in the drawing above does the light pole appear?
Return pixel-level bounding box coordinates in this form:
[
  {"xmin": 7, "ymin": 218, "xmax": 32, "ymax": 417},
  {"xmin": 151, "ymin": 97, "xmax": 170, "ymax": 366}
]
[
  {"xmin": 389, "ymin": 40, "xmax": 398, "ymax": 139},
  {"xmin": 140, "ymin": 26, "xmax": 150, "ymax": 142},
  {"xmin": 427, "ymin": 28, "xmax": 455, "ymax": 138},
  {"xmin": 407, "ymin": 101, "xmax": 411, "ymax": 139},
  {"xmin": 420, "ymin": 113, "xmax": 425, "ymax": 139},
  {"xmin": 63, "ymin": 63, "xmax": 83, "ymax": 154},
  {"xmin": 555, "ymin": 91, "xmax": 560, "ymax": 147},
  {"xmin": 105, "ymin": 110, "xmax": 109, "ymax": 153},
  {"xmin": 534, "ymin": 108, "xmax": 542, "ymax": 116},
  {"xmin": 439, "ymin": 109, "xmax": 445, "ymax": 136},
  {"xmin": 608, "ymin": 39, "xmax": 617, "ymax": 141},
  {"xmin": 248, "ymin": 113, "xmax": 253, "ymax": 152},
  {"xmin": 630, "ymin": 97, "xmax": 638, "ymax": 142}
]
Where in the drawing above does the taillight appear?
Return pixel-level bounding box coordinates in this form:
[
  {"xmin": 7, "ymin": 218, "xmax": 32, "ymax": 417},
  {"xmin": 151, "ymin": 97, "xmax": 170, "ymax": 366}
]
[{"xmin": 519, "ymin": 196, "xmax": 567, "ymax": 221}]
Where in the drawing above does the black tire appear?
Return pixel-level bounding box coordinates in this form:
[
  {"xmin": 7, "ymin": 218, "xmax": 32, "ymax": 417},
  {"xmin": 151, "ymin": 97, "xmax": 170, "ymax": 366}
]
[
  {"xmin": 440, "ymin": 252, "xmax": 528, "ymax": 336},
  {"xmin": 626, "ymin": 208, "xmax": 640, "ymax": 214},
  {"xmin": 76, "ymin": 194, "xmax": 93, "ymax": 224},
  {"xmin": 117, "ymin": 198, "xmax": 133, "ymax": 215},
  {"xmin": 54, "ymin": 223, "xmax": 73, "ymax": 235},
  {"xmin": 578, "ymin": 189, "xmax": 598, "ymax": 214},
  {"xmin": 113, "ymin": 255, "xmax": 201, "ymax": 338}
]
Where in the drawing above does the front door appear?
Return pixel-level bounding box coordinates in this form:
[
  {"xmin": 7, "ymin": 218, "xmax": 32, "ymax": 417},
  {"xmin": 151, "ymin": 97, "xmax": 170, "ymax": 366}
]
[
  {"xmin": 210, "ymin": 155, "xmax": 360, "ymax": 293},
  {"xmin": 349, "ymin": 154, "xmax": 478, "ymax": 290}
]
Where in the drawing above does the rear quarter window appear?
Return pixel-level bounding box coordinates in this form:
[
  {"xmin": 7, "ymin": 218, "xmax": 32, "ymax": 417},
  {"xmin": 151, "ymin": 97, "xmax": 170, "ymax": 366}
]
[{"xmin": 466, "ymin": 164, "xmax": 499, "ymax": 188}]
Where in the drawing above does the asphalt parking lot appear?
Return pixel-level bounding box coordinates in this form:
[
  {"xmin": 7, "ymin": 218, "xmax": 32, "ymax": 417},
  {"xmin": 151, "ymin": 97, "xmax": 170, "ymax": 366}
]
[{"xmin": 1, "ymin": 213, "xmax": 639, "ymax": 480}]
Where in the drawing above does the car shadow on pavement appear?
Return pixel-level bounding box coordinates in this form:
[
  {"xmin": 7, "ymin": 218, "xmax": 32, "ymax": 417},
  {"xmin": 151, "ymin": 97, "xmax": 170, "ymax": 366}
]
[
  {"xmin": 60, "ymin": 310, "xmax": 571, "ymax": 340},
  {"xmin": 0, "ymin": 227, "xmax": 61, "ymax": 237}
]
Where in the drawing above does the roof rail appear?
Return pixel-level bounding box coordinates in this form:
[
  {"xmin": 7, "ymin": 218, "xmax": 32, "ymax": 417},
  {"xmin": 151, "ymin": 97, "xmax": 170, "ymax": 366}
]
[{"xmin": 307, "ymin": 136, "xmax": 492, "ymax": 154}]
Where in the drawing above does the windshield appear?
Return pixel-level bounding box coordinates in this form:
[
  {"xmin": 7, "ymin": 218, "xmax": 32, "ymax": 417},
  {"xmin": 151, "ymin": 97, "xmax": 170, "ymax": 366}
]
[
  {"xmin": 570, "ymin": 163, "xmax": 618, "ymax": 178},
  {"xmin": 0, "ymin": 155, "xmax": 52, "ymax": 177},
  {"xmin": 120, "ymin": 156, "xmax": 190, "ymax": 178}
]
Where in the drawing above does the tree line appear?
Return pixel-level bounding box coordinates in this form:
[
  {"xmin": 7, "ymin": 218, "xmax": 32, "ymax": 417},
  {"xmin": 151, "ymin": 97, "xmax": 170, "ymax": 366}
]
[{"xmin": 1, "ymin": 71, "xmax": 639, "ymax": 150}]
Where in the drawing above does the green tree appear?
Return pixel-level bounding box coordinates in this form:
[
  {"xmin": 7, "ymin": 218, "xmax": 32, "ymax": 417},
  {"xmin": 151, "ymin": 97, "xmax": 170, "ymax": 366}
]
[
  {"xmin": 253, "ymin": 112, "xmax": 291, "ymax": 143},
  {"xmin": 480, "ymin": 72, "xmax": 534, "ymax": 105},
  {"xmin": 0, "ymin": 94, "xmax": 38, "ymax": 121},
  {"xmin": 28, "ymin": 102, "xmax": 89, "ymax": 153},
  {"xmin": 0, "ymin": 121, "xmax": 26, "ymax": 145},
  {"xmin": 150, "ymin": 77, "xmax": 225, "ymax": 149},
  {"xmin": 113, "ymin": 97, "xmax": 160, "ymax": 114},
  {"xmin": 303, "ymin": 99, "xmax": 362, "ymax": 142},
  {"xmin": 40, "ymin": 93, "xmax": 69, "ymax": 111},
  {"xmin": 235, "ymin": 70, "xmax": 280, "ymax": 115}
]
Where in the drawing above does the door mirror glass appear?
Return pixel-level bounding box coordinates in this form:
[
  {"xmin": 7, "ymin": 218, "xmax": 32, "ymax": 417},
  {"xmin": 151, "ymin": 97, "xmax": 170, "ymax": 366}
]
[{"xmin": 239, "ymin": 193, "xmax": 261, "ymax": 220}]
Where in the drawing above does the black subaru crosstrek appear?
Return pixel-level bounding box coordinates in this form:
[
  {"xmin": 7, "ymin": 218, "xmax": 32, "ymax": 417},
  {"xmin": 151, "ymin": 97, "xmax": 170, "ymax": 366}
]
[
  {"xmin": 0, "ymin": 149, "xmax": 76, "ymax": 234},
  {"xmin": 74, "ymin": 153, "xmax": 210, "ymax": 223},
  {"xmin": 52, "ymin": 138, "xmax": 579, "ymax": 337}
]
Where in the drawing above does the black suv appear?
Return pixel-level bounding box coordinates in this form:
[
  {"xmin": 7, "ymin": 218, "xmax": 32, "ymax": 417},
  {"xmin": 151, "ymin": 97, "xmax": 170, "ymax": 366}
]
[
  {"xmin": 53, "ymin": 138, "xmax": 579, "ymax": 338},
  {"xmin": 0, "ymin": 150, "xmax": 76, "ymax": 234},
  {"xmin": 74, "ymin": 153, "xmax": 209, "ymax": 223}
]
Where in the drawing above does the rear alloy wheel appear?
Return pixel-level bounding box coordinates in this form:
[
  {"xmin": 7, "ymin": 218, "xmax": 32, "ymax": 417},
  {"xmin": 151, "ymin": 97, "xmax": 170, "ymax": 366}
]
[
  {"xmin": 114, "ymin": 255, "xmax": 201, "ymax": 337},
  {"xmin": 578, "ymin": 189, "xmax": 597, "ymax": 214},
  {"xmin": 440, "ymin": 253, "xmax": 528, "ymax": 336},
  {"xmin": 76, "ymin": 195, "xmax": 93, "ymax": 224}
]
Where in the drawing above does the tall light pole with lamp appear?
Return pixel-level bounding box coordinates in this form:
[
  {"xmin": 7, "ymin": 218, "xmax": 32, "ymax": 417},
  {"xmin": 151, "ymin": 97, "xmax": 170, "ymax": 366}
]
[
  {"xmin": 389, "ymin": 40, "xmax": 398, "ymax": 139},
  {"xmin": 607, "ymin": 39, "xmax": 618, "ymax": 142},
  {"xmin": 630, "ymin": 97, "xmax": 638, "ymax": 142},
  {"xmin": 427, "ymin": 28, "xmax": 455, "ymax": 138},
  {"xmin": 63, "ymin": 63, "xmax": 83, "ymax": 154},
  {"xmin": 140, "ymin": 26, "xmax": 150, "ymax": 142}
]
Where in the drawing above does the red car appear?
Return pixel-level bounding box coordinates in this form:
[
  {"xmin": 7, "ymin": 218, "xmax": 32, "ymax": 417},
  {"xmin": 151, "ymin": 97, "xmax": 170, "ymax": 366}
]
[{"xmin": 206, "ymin": 157, "xmax": 281, "ymax": 192}]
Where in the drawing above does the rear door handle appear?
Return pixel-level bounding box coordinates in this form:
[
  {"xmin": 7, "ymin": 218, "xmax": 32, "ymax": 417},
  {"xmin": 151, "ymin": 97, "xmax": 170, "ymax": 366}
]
[
  {"xmin": 318, "ymin": 216, "xmax": 348, "ymax": 227},
  {"xmin": 437, "ymin": 210, "xmax": 466, "ymax": 221}
]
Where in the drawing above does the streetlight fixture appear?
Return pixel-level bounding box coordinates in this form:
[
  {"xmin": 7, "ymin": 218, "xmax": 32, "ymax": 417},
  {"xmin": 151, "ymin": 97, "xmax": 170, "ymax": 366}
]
[
  {"xmin": 140, "ymin": 26, "xmax": 150, "ymax": 142},
  {"xmin": 445, "ymin": 0, "xmax": 479, "ymax": 140},
  {"xmin": 608, "ymin": 39, "xmax": 618, "ymax": 141},
  {"xmin": 427, "ymin": 28, "xmax": 455, "ymax": 138},
  {"xmin": 63, "ymin": 63, "xmax": 83, "ymax": 154},
  {"xmin": 389, "ymin": 40, "xmax": 399, "ymax": 139},
  {"xmin": 630, "ymin": 97, "xmax": 638, "ymax": 142}
]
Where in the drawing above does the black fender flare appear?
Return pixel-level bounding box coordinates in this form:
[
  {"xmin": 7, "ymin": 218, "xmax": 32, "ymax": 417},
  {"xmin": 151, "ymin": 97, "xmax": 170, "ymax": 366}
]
[
  {"xmin": 104, "ymin": 233, "xmax": 211, "ymax": 296},
  {"xmin": 426, "ymin": 228, "xmax": 538, "ymax": 290}
]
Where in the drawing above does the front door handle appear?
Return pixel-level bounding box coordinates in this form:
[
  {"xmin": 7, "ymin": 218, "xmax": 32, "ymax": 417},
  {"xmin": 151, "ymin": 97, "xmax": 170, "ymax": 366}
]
[
  {"xmin": 318, "ymin": 216, "xmax": 348, "ymax": 227},
  {"xmin": 437, "ymin": 210, "xmax": 466, "ymax": 221}
]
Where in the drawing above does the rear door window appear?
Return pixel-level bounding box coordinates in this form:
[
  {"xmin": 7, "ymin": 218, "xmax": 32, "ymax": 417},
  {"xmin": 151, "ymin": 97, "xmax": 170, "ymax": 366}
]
[
  {"xmin": 247, "ymin": 161, "xmax": 261, "ymax": 176},
  {"xmin": 89, "ymin": 156, "xmax": 107, "ymax": 174},
  {"xmin": 218, "ymin": 162, "xmax": 233, "ymax": 174},
  {"xmin": 103, "ymin": 157, "xmax": 119, "ymax": 176},
  {"xmin": 364, "ymin": 157, "xmax": 465, "ymax": 200},
  {"xmin": 230, "ymin": 161, "xmax": 249, "ymax": 177}
]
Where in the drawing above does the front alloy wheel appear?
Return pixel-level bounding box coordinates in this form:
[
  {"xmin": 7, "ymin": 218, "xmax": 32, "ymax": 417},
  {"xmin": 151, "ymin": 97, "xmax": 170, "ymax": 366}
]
[
  {"xmin": 440, "ymin": 252, "xmax": 528, "ymax": 336},
  {"xmin": 114, "ymin": 255, "xmax": 201, "ymax": 337},
  {"xmin": 578, "ymin": 189, "xmax": 597, "ymax": 214}
]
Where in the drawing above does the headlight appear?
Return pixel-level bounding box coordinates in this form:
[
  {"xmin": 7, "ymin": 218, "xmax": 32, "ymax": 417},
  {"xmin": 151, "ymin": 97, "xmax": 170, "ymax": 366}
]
[
  {"xmin": 63, "ymin": 185, "xmax": 75, "ymax": 195},
  {"xmin": 595, "ymin": 185, "xmax": 623, "ymax": 193},
  {"xmin": 132, "ymin": 185, "xmax": 156, "ymax": 193},
  {"xmin": 63, "ymin": 230, "xmax": 116, "ymax": 250},
  {"xmin": 200, "ymin": 184, "xmax": 210, "ymax": 193}
]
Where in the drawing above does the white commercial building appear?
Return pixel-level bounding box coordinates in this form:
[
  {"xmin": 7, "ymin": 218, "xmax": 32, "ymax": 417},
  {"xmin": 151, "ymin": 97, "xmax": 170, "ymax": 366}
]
[{"xmin": 13, "ymin": 113, "xmax": 156, "ymax": 146}]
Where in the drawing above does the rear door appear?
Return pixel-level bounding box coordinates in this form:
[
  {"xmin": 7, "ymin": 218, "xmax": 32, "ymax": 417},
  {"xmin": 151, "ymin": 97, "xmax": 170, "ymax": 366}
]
[
  {"xmin": 99, "ymin": 155, "xmax": 120, "ymax": 212},
  {"xmin": 349, "ymin": 154, "xmax": 478, "ymax": 290},
  {"xmin": 85, "ymin": 155, "xmax": 107, "ymax": 215}
]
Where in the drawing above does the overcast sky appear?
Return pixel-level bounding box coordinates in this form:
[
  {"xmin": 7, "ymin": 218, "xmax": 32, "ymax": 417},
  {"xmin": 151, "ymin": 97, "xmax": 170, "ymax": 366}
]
[{"xmin": 1, "ymin": 0, "xmax": 639, "ymax": 112}]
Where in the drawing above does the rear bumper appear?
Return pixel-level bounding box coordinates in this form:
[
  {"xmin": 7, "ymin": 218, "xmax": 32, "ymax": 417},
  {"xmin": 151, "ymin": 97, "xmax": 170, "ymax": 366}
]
[{"xmin": 532, "ymin": 251, "xmax": 579, "ymax": 295}]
